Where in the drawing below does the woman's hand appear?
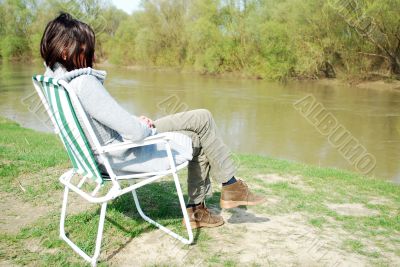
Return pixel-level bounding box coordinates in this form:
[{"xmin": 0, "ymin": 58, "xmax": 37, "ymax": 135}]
[{"xmin": 139, "ymin": 115, "xmax": 155, "ymax": 128}]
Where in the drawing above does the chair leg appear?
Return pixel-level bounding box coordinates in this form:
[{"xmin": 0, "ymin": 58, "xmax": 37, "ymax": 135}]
[
  {"xmin": 60, "ymin": 185, "xmax": 108, "ymax": 267},
  {"xmin": 171, "ymin": 171, "xmax": 194, "ymax": 244},
  {"xmin": 131, "ymin": 172, "xmax": 193, "ymax": 244},
  {"xmin": 92, "ymin": 202, "xmax": 107, "ymax": 266}
]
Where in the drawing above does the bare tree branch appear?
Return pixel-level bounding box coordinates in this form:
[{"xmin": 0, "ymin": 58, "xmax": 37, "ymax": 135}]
[{"xmin": 357, "ymin": 51, "xmax": 388, "ymax": 59}]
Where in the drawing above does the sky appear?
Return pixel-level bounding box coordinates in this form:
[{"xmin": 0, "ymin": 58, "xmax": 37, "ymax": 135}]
[{"xmin": 111, "ymin": 0, "xmax": 142, "ymax": 14}]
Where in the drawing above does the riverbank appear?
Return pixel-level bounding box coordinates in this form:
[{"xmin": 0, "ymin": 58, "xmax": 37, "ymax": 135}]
[
  {"xmin": 4, "ymin": 58, "xmax": 400, "ymax": 91},
  {"xmin": 1, "ymin": 116, "xmax": 399, "ymax": 266},
  {"xmin": 96, "ymin": 61, "xmax": 400, "ymax": 91}
]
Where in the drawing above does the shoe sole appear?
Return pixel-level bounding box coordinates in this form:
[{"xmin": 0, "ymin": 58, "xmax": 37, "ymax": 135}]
[
  {"xmin": 220, "ymin": 198, "xmax": 267, "ymax": 209},
  {"xmin": 184, "ymin": 220, "xmax": 225, "ymax": 229}
]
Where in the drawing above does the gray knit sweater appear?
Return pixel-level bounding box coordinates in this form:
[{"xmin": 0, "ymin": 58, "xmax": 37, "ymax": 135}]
[{"xmin": 44, "ymin": 63, "xmax": 192, "ymax": 174}]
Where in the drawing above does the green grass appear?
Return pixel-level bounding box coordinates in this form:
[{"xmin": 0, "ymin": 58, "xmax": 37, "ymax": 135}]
[
  {"xmin": 1, "ymin": 116, "xmax": 399, "ymax": 266},
  {"xmin": 0, "ymin": 116, "xmax": 68, "ymax": 194},
  {"xmin": 309, "ymin": 217, "xmax": 327, "ymax": 228},
  {"xmin": 239, "ymin": 154, "xmax": 400, "ymax": 245},
  {"xmin": 342, "ymin": 239, "xmax": 381, "ymax": 258}
]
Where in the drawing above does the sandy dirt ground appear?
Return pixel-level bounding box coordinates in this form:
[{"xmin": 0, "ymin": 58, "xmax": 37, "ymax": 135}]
[
  {"xmin": 108, "ymin": 208, "xmax": 393, "ymax": 267},
  {"xmin": 106, "ymin": 174, "xmax": 399, "ymax": 266}
]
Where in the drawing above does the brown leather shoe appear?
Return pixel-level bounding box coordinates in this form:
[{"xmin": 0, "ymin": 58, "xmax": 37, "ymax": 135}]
[
  {"xmin": 183, "ymin": 203, "xmax": 224, "ymax": 229},
  {"xmin": 220, "ymin": 179, "xmax": 266, "ymax": 209}
]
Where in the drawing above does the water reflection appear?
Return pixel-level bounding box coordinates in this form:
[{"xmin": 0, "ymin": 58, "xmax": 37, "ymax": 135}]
[{"xmin": 0, "ymin": 62, "xmax": 399, "ymax": 183}]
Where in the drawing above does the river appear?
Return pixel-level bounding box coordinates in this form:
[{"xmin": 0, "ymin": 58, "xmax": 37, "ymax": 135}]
[{"xmin": 1, "ymin": 62, "xmax": 399, "ymax": 183}]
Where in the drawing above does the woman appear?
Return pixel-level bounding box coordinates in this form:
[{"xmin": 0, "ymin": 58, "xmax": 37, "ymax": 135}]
[{"xmin": 41, "ymin": 13, "xmax": 265, "ymax": 229}]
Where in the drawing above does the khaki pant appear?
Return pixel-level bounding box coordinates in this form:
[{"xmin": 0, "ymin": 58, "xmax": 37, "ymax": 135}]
[{"xmin": 154, "ymin": 109, "xmax": 236, "ymax": 204}]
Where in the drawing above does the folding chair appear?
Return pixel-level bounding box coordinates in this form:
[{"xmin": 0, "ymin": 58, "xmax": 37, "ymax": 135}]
[{"xmin": 32, "ymin": 75, "xmax": 193, "ymax": 266}]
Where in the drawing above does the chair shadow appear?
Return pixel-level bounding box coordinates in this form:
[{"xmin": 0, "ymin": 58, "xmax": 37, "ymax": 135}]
[
  {"xmin": 103, "ymin": 180, "xmax": 268, "ymax": 261},
  {"xmin": 104, "ymin": 216, "xmax": 151, "ymax": 261},
  {"xmin": 104, "ymin": 180, "xmax": 203, "ymax": 261}
]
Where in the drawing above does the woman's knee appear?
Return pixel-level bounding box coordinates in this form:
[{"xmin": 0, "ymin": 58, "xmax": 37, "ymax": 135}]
[
  {"xmin": 195, "ymin": 109, "xmax": 213, "ymax": 120},
  {"xmin": 187, "ymin": 109, "xmax": 214, "ymax": 133},
  {"xmin": 193, "ymin": 109, "xmax": 214, "ymax": 128}
]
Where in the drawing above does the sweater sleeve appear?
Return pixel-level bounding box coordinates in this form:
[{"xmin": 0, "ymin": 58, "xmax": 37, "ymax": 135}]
[{"xmin": 70, "ymin": 75, "xmax": 152, "ymax": 142}]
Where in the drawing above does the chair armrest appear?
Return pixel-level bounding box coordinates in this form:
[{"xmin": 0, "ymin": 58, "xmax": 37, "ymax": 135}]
[
  {"xmin": 143, "ymin": 132, "xmax": 171, "ymax": 141},
  {"xmin": 98, "ymin": 133, "xmax": 171, "ymax": 153}
]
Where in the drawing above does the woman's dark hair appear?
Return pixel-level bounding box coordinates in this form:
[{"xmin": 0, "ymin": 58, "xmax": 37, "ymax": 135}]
[{"xmin": 40, "ymin": 12, "xmax": 95, "ymax": 71}]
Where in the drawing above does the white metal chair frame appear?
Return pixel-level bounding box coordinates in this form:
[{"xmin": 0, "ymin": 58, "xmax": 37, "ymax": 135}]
[{"xmin": 32, "ymin": 76, "xmax": 193, "ymax": 266}]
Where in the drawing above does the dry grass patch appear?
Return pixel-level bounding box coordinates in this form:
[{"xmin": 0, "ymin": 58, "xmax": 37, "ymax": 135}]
[{"xmin": 326, "ymin": 203, "xmax": 380, "ymax": 217}]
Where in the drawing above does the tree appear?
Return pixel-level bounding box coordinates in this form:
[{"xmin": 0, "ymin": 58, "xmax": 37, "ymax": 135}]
[
  {"xmin": 0, "ymin": 0, "xmax": 33, "ymax": 59},
  {"xmin": 330, "ymin": 0, "xmax": 400, "ymax": 78},
  {"xmin": 0, "ymin": 0, "xmax": 398, "ymax": 81}
]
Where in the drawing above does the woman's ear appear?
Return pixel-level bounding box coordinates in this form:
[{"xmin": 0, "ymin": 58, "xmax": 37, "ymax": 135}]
[{"xmin": 62, "ymin": 49, "xmax": 67, "ymax": 61}]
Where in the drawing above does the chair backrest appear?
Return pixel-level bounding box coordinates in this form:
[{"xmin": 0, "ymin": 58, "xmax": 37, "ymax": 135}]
[{"xmin": 32, "ymin": 75, "xmax": 103, "ymax": 184}]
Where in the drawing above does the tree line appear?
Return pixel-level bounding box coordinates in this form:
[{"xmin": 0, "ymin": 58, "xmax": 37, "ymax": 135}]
[{"xmin": 1, "ymin": 0, "xmax": 399, "ymax": 81}]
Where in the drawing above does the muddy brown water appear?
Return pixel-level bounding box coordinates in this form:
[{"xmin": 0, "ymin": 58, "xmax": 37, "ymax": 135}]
[{"xmin": 1, "ymin": 62, "xmax": 399, "ymax": 183}]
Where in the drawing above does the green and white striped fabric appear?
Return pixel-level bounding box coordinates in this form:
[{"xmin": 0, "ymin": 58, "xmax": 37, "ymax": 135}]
[{"xmin": 33, "ymin": 75, "xmax": 103, "ymax": 184}]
